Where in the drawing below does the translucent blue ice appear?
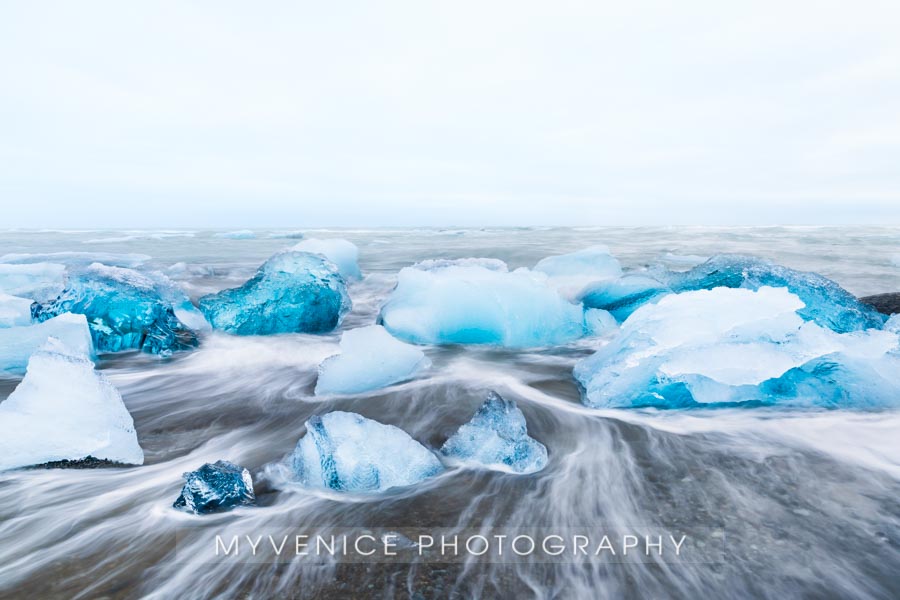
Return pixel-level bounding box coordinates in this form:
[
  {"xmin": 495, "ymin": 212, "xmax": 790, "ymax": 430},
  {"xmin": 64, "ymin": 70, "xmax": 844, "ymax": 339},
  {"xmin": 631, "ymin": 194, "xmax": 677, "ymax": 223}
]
[
  {"xmin": 31, "ymin": 264, "xmax": 198, "ymax": 355},
  {"xmin": 199, "ymin": 251, "xmax": 350, "ymax": 335},
  {"xmin": 440, "ymin": 392, "xmax": 548, "ymax": 474},
  {"xmin": 0, "ymin": 293, "xmax": 34, "ymax": 328},
  {"xmin": 533, "ymin": 246, "xmax": 622, "ymax": 299},
  {"xmin": 173, "ymin": 460, "xmax": 256, "ymax": 514},
  {"xmin": 574, "ymin": 286, "xmax": 900, "ymax": 409},
  {"xmin": 291, "ymin": 411, "xmax": 443, "ymax": 492},
  {"xmin": 214, "ymin": 230, "xmax": 255, "ymax": 239},
  {"xmin": 580, "ymin": 275, "xmax": 671, "ymax": 321},
  {"xmin": 666, "ymin": 255, "xmax": 885, "ymax": 333},
  {"xmin": 315, "ymin": 325, "xmax": 430, "ymax": 395},
  {"xmin": 379, "ymin": 259, "xmax": 599, "ymax": 347},
  {"xmin": 0, "ymin": 263, "xmax": 67, "ymax": 302}
]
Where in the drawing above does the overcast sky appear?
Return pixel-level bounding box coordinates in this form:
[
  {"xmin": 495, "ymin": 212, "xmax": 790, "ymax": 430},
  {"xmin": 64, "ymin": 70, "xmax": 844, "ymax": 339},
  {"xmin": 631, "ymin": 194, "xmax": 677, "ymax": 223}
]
[{"xmin": 2, "ymin": 1, "xmax": 899, "ymax": 227}]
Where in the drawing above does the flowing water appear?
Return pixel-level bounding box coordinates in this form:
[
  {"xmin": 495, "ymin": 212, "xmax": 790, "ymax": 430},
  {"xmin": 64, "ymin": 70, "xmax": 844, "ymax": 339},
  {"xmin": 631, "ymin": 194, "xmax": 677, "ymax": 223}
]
[{"xmin": 1, "ymin": 227, "xmax": 899, "ymax": 599}]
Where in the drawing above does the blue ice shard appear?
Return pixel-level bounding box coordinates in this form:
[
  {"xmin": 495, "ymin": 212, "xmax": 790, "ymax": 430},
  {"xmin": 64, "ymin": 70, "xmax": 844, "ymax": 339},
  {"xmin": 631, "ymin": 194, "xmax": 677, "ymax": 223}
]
[
  {"xmin": 580, "ymin": 275, "xmax": 671, "ymax": 321},
  {"xmin": 173, "ymin": 460, "xmax": 256, "ymax": 514},
  {"xmin": 440, "ymin": 392, "xmax": 548, "ymax": 474},
  {"xmin": 291, "ymin": 238, "xmax": 361, "ymax": 280},
  {"xmin": 291, "ymin": 411, "xmax": 443, "ymax": 492},
  {"xmin": 666, "ymin": 255, "xmax": 885, "ymax": 333},
  {"xmin": 31, "ymin": 264, "xmax": 198, "ymax": 355},
  {"xmin": 199, "ymin": 251, "xmax": 350, "ymax": 335}
]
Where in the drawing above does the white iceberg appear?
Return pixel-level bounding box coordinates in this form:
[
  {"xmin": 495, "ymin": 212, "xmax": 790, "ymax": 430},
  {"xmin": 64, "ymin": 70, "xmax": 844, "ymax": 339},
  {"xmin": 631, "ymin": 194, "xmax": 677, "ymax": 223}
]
[
  {"xmin": 574, "ymin": 286, "xmax": 900, "ymax": 409},
  {"xmin": 0, "ymin": 313, "xmax": 93, "ymax": 374},
  {"xmin": 0, "ymin": 263, "xmax": 67, "ymax": 301},
  {"xmin": 379, "ymin": 259, "xmax": 598, "ymax": 347},
  {"xmin": 0, "ymin": 293, "xmax": 34, "ymax": 328},
  {"xmin": 0, "ymin": 340, "xmax": 144, "ymax": 470},
  {"xmin": 291, "ymin": 238, "xmax": 361, "ymax": 280},
  {"xmin": 315, "ymin": 325, "xmax": 430, "ymax": 395},
  {"xmin": 534, "ymin": 246, "xmax": 622, "ymax": 299},
  {"xmin": 291, "ymin": 411, "xmax": 443, "ymax": 492}
]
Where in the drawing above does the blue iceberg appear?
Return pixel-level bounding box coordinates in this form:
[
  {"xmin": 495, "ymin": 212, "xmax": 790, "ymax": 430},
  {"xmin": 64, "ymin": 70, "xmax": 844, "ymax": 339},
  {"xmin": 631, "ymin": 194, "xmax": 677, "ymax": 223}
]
[
  {"xmin": 574, "ymin": 286, "xmax": 900, "ymax": 409},
  {"xmin": 173, "ymin": 460, "xmax": 256, "ymax": 514},
  {"xmin": 31, "ymin": 264, "xmax": 198, "ymax": 355},
  {"xmin": 315, "ymin": 325, "xmax": 430, "ymax": 395},
  {"xmin": 580, "ymin": 275, "xmax": 672, "ymax": 321},
  {"xmin": 291, "ymin": 411, "xmax": 443, "ymax": 492},
  {"xmin": 0, "ymin": 263, "xmax": 67, "ymax": 302},
  {"xmin": 0, "ymin": 293, "xmax": 34, "ymax": 328},
  {"xmin": 534, "ymin": 246, "xmax": 622, "ymax": 299},
  {"xmin": 199, "ymin": 251, "xmax": 350, "ymax": 335},
  {"xmin": 379, "ymin": 259, "xmax": 600, "ymax": 347},
  {"xmin": 0, "ymin": 313, "xmax": 93, "ymax": 374},
  {"xmin": 440, "ymin": 392, "xmax": 548, "ymax": 474},
  {"xmin": 666, "ymin": 255, "xmax": 885, "ymax": 333},
  {"xmin": 292, "ymin": 238, "xmax": 361, "ymax": 280},
  {"xmin": 0, "ymin": 339, "xmax": 143, "ymax": 470}
]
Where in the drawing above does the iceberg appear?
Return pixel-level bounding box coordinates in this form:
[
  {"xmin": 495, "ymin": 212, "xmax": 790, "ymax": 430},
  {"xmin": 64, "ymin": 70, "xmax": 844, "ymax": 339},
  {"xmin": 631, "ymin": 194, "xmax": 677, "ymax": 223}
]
[
  {"xmin": 214, "ymin": 230, "xmax": 255, "ymax": 239},
  {"xmin": 0, "ymin": 340, "xmax": 144, "ymax": 470},
  {"xmin": 31, "ymin": 264, "xmax": 198, "ymax": 355},
  {"xmin": 291, "ymin": 411, "xmax": 443, "ymax": 492},
  {"xmin": 580, "ymin": 275, "xmax": 671, "ymax": 321},
  {"xmin": 574, "ymin": 286, "xmax": 900, "ymax": 409},
  {"xmin": 666, "ymin": 255, "xmax": 885, "ymax": 333},
  {"xmin": 173, "ymin": 460, "xmax": 256, "ymax": 514},
  {"xmin": 0, "ymin": 263, "xmax": 67, "ymax": 301},
  {"xmin": 291, "ymin": 238, "xmax": 361, "ymax": 280},
  {"xmin": 0, "ymin": 293, "xmax": 34, "ymax": 328},
  {"xmin": 534, "ymin": 246, "xmax": 622, "ymax": 298},
  {"xmin": 199, "ymin": 251, "xmax": 350, "ymax": 335},
  {"xmin": 379, "ymin": 259, "xmax": 598, "ymax": 347},
  {"xmin": 0, "ymin": 313, "xmax": 93, "ymax": 374},
  {"xmin": 315, "ymin": 325, "xmax": 430, "ymax": 395},
  {"xmin": 440, "ymin": 392, "xmax": 548, "ymax": 474}
]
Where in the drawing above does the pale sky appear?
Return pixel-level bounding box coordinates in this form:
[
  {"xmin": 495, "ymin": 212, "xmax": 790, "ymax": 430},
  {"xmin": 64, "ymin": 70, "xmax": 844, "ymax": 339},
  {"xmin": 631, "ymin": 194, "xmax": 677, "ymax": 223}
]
[{"xmin": 2, "ymin": 1, "xmax": 899, "ymax": 227}]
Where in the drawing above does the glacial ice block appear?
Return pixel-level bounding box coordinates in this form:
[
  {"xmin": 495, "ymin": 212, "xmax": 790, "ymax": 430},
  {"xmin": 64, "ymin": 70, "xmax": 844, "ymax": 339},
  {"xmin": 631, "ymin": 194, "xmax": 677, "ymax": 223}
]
[
  {"xmin": 291, "ymin": 411, "xmax": 443, "ymax": 492},
  {"xmin": 440, "ymin": 392, "xmax": 548, "ymax": 474},
  {"xmin": 574, "ymin": 286, "xmax": 900, "ymax": 409},
  {"xmin": 379, "ymin": 259, "xmax": 595, "ymax": 347},
  {"xmin": 31, "ymin": 264, "xmax": 198, "ymax": 355},
  {"xmin": 315, "ymin": 325, "xmax": 430, "ymax": 395},
  {"xmin": 0, "ymin": 293, "xmax": 34, "ymax": 328},
  {"xmin": 214, "ymin": 230, "xmax": 255, "ymax": 239},
  {"xmin": 0, "ymin": 313, "xmax": 93, "ymax": 374},
  {"xmin": 0, "ymin": 263, "xmax": 67, "ymax": 302},
  {"xmin": 292, "ymin": 238, "xmax": 361, "ymax": 280},
  {"xmin": 199, "ymin": 251, "xmax": 350, "ymax": 335},
  {"xmin": 0, "ymin": 340, "xmax": 144, "ymax": 470},
  {"xmin": 534, "ymin": 246, "xmax": 622, "ymax": 298},
  {"xmin": 666, "ymin": 255, "xmax": 885, "ymax": 333},
  {"xmin": 580, "ymin": 275, "xmax": 672, "ymax": 321},
  {"xmin": 173, "ymin": 460, "xmax": 256, "ymax": 514}
]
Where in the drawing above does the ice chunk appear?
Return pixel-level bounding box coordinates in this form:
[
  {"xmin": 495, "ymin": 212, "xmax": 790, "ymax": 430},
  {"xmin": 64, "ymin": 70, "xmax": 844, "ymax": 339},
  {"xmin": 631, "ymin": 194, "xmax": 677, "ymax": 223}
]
[
  {"xmin": 886, "ymin": 314, "xmax": 900, "ymax": 334},
  {"xmin": 379, "ymin": 259, "xmax": 594, "ymax": 347},
  {"xmin": 0, "ymin": 263, "xmax": 67, "ymax": 301},
  {"xmin": 534, "ymin": 246, "xmax": 622, "ymax": 298},
  {"xmin": 173, "ymin": 460, "xmax": 256, "ymax": 514},
  {"xmin": 31, "ymin": 264, "xmax": 198, "ymax": 355},
  {"xmin": 0, "ymin": 313, "xmax": 93, "ymax": 374},
  {"xmin": 0, "ymin": 252, "xmax": 150, "ymax": 268},
  {"xmin": 574, "ymin": 286, "xmax": 900, "ymax": 409},
  {"xmin": 200, "ymin": 251, "xmax": 350, "ymax": 335},
  {"xmin": 661, "ymin": 252, "xmax": 709, "ymax": 267},
  {"xmin": 440, "ymin": 392, "xmax": 548, "ymax": 474},
  {"xmin": 0, "ymin": 340, "xmax": 144, "ymax": 470},
  {"xmin": 584, "ymin": 308, "xmax": 619, "ymax": 335},
  {"xmin": 0, "ymin": 294, "xmax": 34, "ymax": 328},
  {"xmin": 580, "ymin": 275, "xmax": 671, "ymax": 321},
  {"xmin": 315, "ymin": 325, "xmax": 430, "ymax": 395},
  {"xmin": 214, "ymin": 230, "xmax": 255, "ymax": 239},
  {"xmin": 291, "ymin": 411, "xmax": 443, "ymax": 492},
  {"xmin": 666, "ymin": 255, "xmax": 885, "ymax": 333},
  {"xmin": 268, "ymin": 230, "xmax": 305, "ymax": 239},
  {"xmin": 291, "ymin": 238, "xmax": 361, "ymax": 280}
]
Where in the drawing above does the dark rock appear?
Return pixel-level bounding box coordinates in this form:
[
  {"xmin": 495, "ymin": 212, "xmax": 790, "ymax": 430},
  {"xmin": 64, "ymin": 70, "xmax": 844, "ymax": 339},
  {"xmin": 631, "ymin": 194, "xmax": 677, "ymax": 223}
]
[{"xmin": 859, "ymin": 293, "xmax": 900, "ymax": 315}]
